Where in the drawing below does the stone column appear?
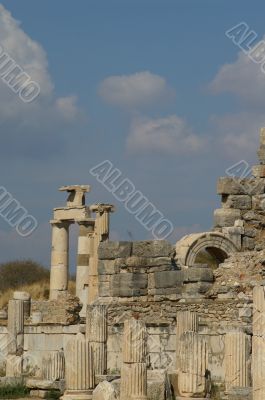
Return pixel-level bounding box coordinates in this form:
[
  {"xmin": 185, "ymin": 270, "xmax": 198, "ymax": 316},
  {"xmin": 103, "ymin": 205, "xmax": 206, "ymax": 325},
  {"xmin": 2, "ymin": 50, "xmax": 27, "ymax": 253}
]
[
  {"xmin": 224, "ymin": 331, "xmax": 249, "ymax": 391},
  {"xmin": 7, "ymin": 298, "xmax": 24, "ymax": 354},
  {"xmin": 86, "ymin": 305, "xmax": 107, "ymax": 375},
  {"xmin": 120, "ymin": 319, "xmax": 147, "ymax": 400},
  {"xmin": 176, "ymin": 311, "xmax": 198, "ymax": 371},
  {"xmin": 63, "ymin": 333, "xmax": 95, "ymax": 400},
  {"xmin": 50, "ymin": 220, "xmax": 71, "ymax": 300},
  {"xmin": 13, "ymin": 291, "xmax": 31, "ymax": 319},
  {"xmin": 178, "ymin": 331, "xmax": 208, "ymax": 398},
  {"xmin": 88, "ymin": 204, "xmax": 114, "ymax": 305},
  {"xmin": 76, "ymin": 221, "xmax": 94, "ymax": 317},
  {"xmin": 42, "ymin": 350, "xmax": 65, "ymax": 380},
  {"xmin": 253, "ymin": 286, "xmax": 265, "ymax": 400}
]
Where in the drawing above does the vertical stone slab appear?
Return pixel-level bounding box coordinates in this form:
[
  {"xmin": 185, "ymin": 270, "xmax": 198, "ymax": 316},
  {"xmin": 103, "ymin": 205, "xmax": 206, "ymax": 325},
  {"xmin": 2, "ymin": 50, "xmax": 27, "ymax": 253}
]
[
  {"xmin": 120, "ymin": 319, "xmax": 147, "ymax": 400},
  {"xmin": 63, "ymin": 333, "xmax": 95, "ymax": 399},
  {"xmin": 178, "ymin": 331, "xmax": 208, "ymax": 398},
  {"xmin": 225, "ymin": 331, "xmax": 249, "ymax": 390},
  {"xmin": 176, "ymin": 311, "xmax": 198, "ymax": 370},
  {"xmin": 6, "ymin": 355, "xmax": 22, "ymax": 377},
  {"xmin": 7, "ymin": 298, "xmax": 24, "ymax": 354},
  {"xmin": 88, "ymin": 204, "xmax": 114, "ymax": 305},
  {"xmin": 122, "ymin": 319, "xmax": 147, "ymax": 363},
  {"xmin": 50, "ymin": 220, "xmax": 71, "ymax": 300},
  {"xmin": 86, "ymin": 305, "xmax": 107, "ymax": 375},
  {"xmin": 42, "ymin": 350, "xmax": 65, "ymax": 380},
  {"xmin": 76, "ymin": 221, "xmax": 94, "ymax": 317},
  {"xmin": 253, "ymin": 286, "xmax": 265, "ymax": 400},
  {"xmin": 13, "ymin": 291, "xmax": 31, "ymax": 319}
]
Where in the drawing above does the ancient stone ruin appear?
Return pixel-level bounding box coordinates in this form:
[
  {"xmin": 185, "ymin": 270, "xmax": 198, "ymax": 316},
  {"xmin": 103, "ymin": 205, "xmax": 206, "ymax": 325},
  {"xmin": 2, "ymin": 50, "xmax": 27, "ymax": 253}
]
[{"xmin": 4, "ymin": 129, "xmax": 265, "ymax": 399}]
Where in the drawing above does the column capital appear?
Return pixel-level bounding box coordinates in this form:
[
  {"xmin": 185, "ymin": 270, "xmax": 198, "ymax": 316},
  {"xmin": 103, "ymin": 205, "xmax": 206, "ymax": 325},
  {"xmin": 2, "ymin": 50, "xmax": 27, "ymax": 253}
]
[
  {"xmin": 90, "ymin": 203, "xmax": 115, "ymax": 214},
  {"xmin": 50, "ymin": 219, "xmax": 73, "ymax": 227},
  {"xmin": 76, "ymin": 218, "xmax": 95, "ymax": 227}
]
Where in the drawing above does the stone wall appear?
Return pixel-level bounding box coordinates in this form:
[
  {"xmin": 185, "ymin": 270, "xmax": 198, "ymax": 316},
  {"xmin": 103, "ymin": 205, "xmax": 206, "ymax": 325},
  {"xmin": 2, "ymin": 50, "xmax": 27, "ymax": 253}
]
[
  {"xmin": 30, "ymin": 292, "xmax": 81, "ymax": 325},
  {"xmin": 98, "ymin": 240, "xmax": 214, "ymax": 301}
]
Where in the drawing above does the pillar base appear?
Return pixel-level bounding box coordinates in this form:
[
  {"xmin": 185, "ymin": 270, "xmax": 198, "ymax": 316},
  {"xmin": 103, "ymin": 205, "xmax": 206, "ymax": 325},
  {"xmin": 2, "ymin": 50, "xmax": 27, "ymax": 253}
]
[{"xmin": 61, "ymin": 390, "xmax": 93, "ymax": 400}]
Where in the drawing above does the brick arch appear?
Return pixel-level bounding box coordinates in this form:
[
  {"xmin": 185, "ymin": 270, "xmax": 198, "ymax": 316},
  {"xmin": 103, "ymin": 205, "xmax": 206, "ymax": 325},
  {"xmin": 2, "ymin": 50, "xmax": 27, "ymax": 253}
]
[{"xmin": 175, "ymin": 232, "xmax": 239, "ymax": 267}]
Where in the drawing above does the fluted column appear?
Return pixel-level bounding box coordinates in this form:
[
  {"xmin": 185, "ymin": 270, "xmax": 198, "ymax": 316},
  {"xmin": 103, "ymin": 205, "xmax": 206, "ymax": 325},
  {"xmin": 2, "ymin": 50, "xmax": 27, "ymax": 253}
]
[
  {"xmin": 7, "ymin": 298, "xmax": 24, "ymax": 354},
  {"xmin": 225, "ymin": 331, "xmax": 249, "ymax": 391},
  {"xmin": 63, "ymin": 333, "xmax": 95, "ymax": 400},
  {"xmin": 120, "ymin": 319, "xmax": 147, "ymax": 400},
  {"xmin": 50, "ymin": 220, "xmax": 71, "ymax": 300},
  {"xmin": 88, "ymin": 204, "xmax": 114, "ymax": 305},
  {"xmin": 178, "ymin": 331, "xmax": 208, "ymax": 398},
  {"xmin": 176, "ymin": 311, "xmax": 198, "ymax": 371},
  {"xmin": 253, "ymin": 286, "xmax": 265, "ymax": 400},
  {"xmin": 86, "ymin": 305, "xmax": 107, "ymax": 375},
  {"xmin": 42, "ymin": 350, "xmax": 65, "ymax": 380},
  {"xmin": 76, "ymin": 221, "xmax": 94, "ymax": 317}
]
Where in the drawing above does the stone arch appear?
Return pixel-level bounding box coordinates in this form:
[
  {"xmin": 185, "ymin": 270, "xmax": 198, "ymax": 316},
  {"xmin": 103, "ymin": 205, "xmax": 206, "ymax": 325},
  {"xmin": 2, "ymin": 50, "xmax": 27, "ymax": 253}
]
[{"xmin": 175, "ymin": 232, "xmax": 239, "ymax": 267}]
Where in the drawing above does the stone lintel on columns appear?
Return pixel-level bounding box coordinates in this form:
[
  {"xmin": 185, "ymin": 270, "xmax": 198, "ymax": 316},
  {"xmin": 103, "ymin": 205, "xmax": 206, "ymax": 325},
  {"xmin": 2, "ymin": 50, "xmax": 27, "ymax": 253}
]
[{"xmin": 53, "ymin": 206, "xmax": 90, "ymax": 221}]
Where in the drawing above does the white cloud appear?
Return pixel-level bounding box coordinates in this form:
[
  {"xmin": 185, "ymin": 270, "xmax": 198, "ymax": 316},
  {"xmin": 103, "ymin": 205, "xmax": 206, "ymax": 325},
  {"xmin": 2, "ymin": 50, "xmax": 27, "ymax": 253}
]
[
  {"xmin": 126, "ymin": 115, "xmax": 205, "ymax": 155},
  {"xmin": 210, "ymin": 111, "xmax": 265, "ymax": 159},
  {"xmin": 55, "ymin": 96, "xmax": 79, "ymax": 120},
  {"xmin": 209, "ymin": 48, "xmax": 265, "ymax": 107},
  {"xmin": 209, "ymin": 42, "xmax": 265, "ymax": 158},
  {"xmin": 0, "ymin": 4, "xmax": 80, "ymax": 157},
  {"xmin": 98, "ymin": 71, "xmax": 175, "ymax": 108}
]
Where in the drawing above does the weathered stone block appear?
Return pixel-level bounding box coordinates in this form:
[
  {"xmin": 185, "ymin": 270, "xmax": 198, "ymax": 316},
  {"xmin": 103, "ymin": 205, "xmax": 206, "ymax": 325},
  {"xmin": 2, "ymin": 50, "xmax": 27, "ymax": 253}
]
[
  {"xmin": 148, "ymin": 288, "xmax": 182, "ymax": 295},
  {"xmin": 252, "ymin": 194, "xmax": 265, "ymax": 211},
  {"xmin": 132, "ymin": 240, "xmax": 173, "ymax": 258},
  {"xmin": 153, "ymin": 271, "xmax": 183, "ymax": 288},
  {"xmin": 98, "ymin": 242, "xmax": 132, "ymax": 260},
  {"xmin": 99, "ymin": 280, "xmax": 111, "ymax": 297},
  {"xmin": 92, "ymin": 380, "xmax": 117, "ymax": 400},
  {"xmin": 252, "ymin": 165, "xmax": 265, "ymax": 178},
  {"xmin": 98, "ymin": 260, "xmax": 117, "ymax": 275},
  {"xmin": 217, "ymin": 177, "xmax": 265, "ymax": 195},
  {"xmin": 214, "ymin": 209, "xmax": 241, "ymax": 227},
  {"xmin": 183, "ymin": 282, "xmax": 212, "ymax": 295},
  {"xmin": 183, "ymin": 268, "xmax": 214, "ymax": 283},
  {"xmin": 222, "ymin": 195, "xmax": 252, "ymax": 210},
  {"xmin": 121, "ymin": 256, "xmax": 172, "ymax": 268},
  {"xmin": 242, "ymin": 236, "xmax": 255, "ymax": 250},
  {"xmin": 111, "ymin": 273, "xmax": 148, "ymax": 297}
]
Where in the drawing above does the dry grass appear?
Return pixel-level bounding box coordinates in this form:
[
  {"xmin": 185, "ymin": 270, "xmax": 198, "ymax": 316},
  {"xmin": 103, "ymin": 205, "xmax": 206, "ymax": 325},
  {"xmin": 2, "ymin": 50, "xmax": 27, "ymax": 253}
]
[{"xmin": 0, "ymin": 280, "xmax": 76, "ymax": 310}]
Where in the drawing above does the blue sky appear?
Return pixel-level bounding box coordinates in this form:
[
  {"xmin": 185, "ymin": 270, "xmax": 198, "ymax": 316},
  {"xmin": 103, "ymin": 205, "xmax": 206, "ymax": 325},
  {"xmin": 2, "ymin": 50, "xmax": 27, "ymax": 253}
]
[{"xmin": 0, "ymin": 1, "xmax": 265, "ymax": 270}]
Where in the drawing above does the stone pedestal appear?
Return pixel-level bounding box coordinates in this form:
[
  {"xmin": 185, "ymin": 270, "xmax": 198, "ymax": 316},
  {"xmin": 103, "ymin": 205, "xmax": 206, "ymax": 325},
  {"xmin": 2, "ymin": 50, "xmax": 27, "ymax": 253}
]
[
  {"xmin": 225, "ymin": 331, "xmax": 249, "ymax": 391},
  {"xmin": 62, "ymin": 333, "xmax": 95, "ymax": 400},
  {"xmin": 120, "ymin": 319, "xmax": 147, "ymax": 400},
  {"xmin": 178, "ymin": 331, "xmax": 208, "ymax": 398},
  {"xmin": 76, "ymin": 221, "xmax": 94, "ymax": 317},
  {"xmin": 50, "ymin": 220, "xmax": 71, "ymax": 300},
  {"xmin": 252, "ymin": 286, "xmax": 265, "ymax": 400},
  {"xmin": 7, "ymin": 298, "xmax": 24, "ymax": 354},
  {"xmin": 86, "ymin": 305, "xmax": 107, "ymax": 375},
  {"xmin": 176, "ymin": 311, "xmax": 198, "ymax": 371}
]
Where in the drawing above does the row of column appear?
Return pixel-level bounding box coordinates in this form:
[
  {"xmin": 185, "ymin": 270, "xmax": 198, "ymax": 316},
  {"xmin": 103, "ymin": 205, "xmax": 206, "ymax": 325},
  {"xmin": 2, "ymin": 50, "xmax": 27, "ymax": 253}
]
[
  {"xmin": 49, "ymin": 205, "xmax": 113, "ymax": 314},
  {"xmin": 7, "ymin": 295, "xmax": 264, "ymax": 397}
]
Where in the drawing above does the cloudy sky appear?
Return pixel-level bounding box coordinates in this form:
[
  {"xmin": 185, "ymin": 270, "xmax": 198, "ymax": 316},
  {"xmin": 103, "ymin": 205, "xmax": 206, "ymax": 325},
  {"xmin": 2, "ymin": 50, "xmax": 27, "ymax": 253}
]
[{"xmin": 0, "ymin": 0, "xmax": 264, "ymax": 270}]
